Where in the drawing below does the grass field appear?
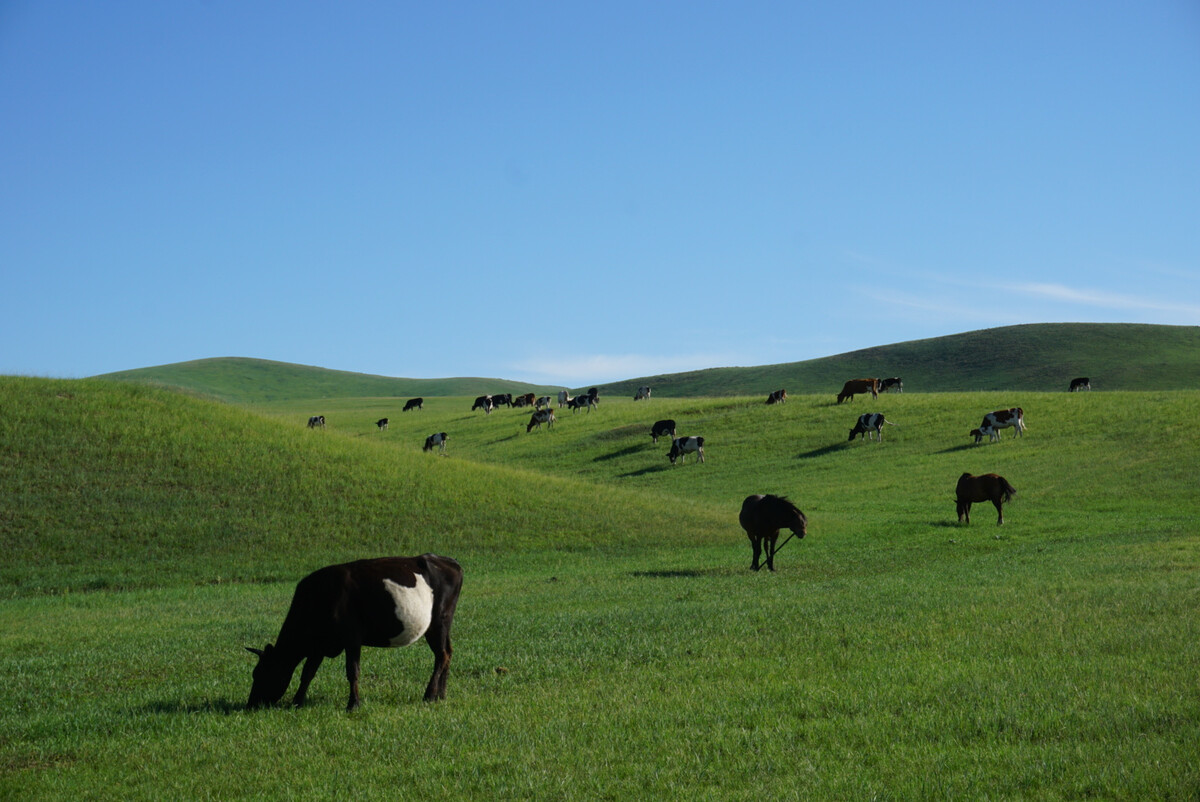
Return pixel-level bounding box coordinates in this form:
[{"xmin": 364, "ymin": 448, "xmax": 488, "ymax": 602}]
[{"xmin": 2, "ymin": 376, "xmax": 1198, "ymax": 799}]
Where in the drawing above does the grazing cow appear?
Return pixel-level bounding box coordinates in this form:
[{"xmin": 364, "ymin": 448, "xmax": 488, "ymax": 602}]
[
  {"xmin": 403, "ymin": 398, "xmax": 424, "ymax": 412},
  {"xmin": 376, "ymin": 418, "xmax": 389, "ymax": 431},
  {"xmin": 766, "ymin": 389, "xmax": 787, "ymax": 405},
  {"xmin": 307, "ymin": 415, "xmax": 326, "ymax": 429},
  {"xmin": 634, "ymin": 386, "xmax": 651, "ymax": 401},
  {"xmin": 879, "ymin": 378, "xmax": 903, "ymax": 393},
  {"xmin": 557, "ymin": 390, "xmax": 570, "ymax": 408},
  {"xmin": 535, "ymin": 396, "xmax": 552, "ymax": 411},
  {"xmin": 970, "ymin": 407, "xmax": 1026, "ymax": 443},
  {"xmin": 848, "ymin": 412, "xmax": 896, "ymax": 442},
  {"xmin": 513, "ymin": 393, "xmax": 536, "ymax": 408},
  {"xmin": 956, "ymin": 473, "xmax": 1017, "ymax": 526},
  {"xmin": 568, "ymin": 390, "xmax": 598, "ymax": 413},
  {"xmin": 739, "ymin": 494, "xmax": 808, "ymax": 572},
  {"xmin": 491, "ymin": 393, "xmax": 513, "ymax": 408},
  {"xmin": 650, "ymin": 419, "xmax": 676, "ymax": 444},
  {"xmin": 837, "ymin": 379, "xmax": 880, "ymax": 403},
  {"xmin": 526, "ymin": 409, "xmax": 556, "ymax": 433},
  {"xmin": 246, "ymin": 554, "xmax": 463, "ymax": 711},
  {"xmin": 667, "ymin": 436, "xmax": 705, "ymax": 465},
  {"xmin": 423, "ymin": 432, "xmax": 448, "ymax": 454},
  {"xmin": 1069, "ymin": 377, "xmax": 1091, "ymax": 392},
  {"xmin": 472, "ymin": 395, "xmax": 494, "ymax": 414}
]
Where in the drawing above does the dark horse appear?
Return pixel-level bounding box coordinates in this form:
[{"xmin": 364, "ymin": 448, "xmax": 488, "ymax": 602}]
[
  {"xmin": 739, "ymin": 494, "xmax": 808, "ymax": 572},
  {"xmin": 956, "ymin": 472, "xmax": 1017, "ymax": 525}
]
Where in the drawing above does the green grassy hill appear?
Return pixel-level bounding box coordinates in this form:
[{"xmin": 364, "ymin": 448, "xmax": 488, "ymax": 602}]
[
  {"xmin": 96, "ymin": 357, "xmax": 565, "ymax": 404},
  {"xmin": 601, "ymin": 322, "xmax": 1200, "ymax": 397},
  {"xmin": 2, "ymin": 377, "xmax": 1198, "ymax": 798},
  {"xmin": 95, "ymin": 324, "xmax": 1200, "ymax": 402}
]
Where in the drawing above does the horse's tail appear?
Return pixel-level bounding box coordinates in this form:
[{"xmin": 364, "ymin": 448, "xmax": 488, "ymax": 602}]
[{"xmin": 1000, "ymin": 479, "xmax": 1017, "ymax": 503}]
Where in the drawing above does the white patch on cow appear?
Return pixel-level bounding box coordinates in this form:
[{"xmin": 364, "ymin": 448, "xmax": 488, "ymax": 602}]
[{"xmin": 382, "ymin": 575, "xmax": 434, "ymax": 647}]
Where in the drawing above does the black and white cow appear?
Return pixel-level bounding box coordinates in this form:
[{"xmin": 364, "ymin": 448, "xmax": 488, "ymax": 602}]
[
  {"xmin": 650, "ymin": 419, "xmax": 676, "ymax": 444},
  {"xmin": 403, "ymin": 398, "xmax": 424, "ymax": 412},
  {"xmin": 472, "ymin": 395, "xmax": 494, "ymax": 414},
  {"xmin": 766, "ymin": 389, "xmax": 787, "ymax": 405},
  {"xmin": 526, "ymin": 409, "xmax": 556, "ymax": 433},
  {"xmin": 568, "ymin": 391, "xmax": 597, "ymax": 413},
  {"xmin": 307, "ymin": 415, "xmax": 326, "ymax": 429},
  {"xmin": 535, "ymin": 396, "xmax": 552, "ymax": 410},
  {"xmin": 848, "ymin": 412, "xmax": 896, "ymax": 442},
  {"xmin": 423, "ymin": 432, "xmax": 448, "ymax": 454},
  {"xmin": 970, "ymin": 407, "xmax": 1026, "ymax": 443},
  {"xmin": 879, "ymin": 378, "xmax": 903, "ymax": 393},
  {"xmin": 634, "ymin": 386, "xmax": 651, "ymax": 401},
  {"xmin": 245, "ymin": 554, "xmax": 463, "ymax": 710},
  {"xmin": 376, "ymin": 418, "xmax": 389, "ymax": 431},
  {"xmin": 491, "ymin": 393, "xmax": 513, "ymax": 409},
  {"xmin": 1069, "ymin": 377, "xmax": 1091, "ymax": 392},
  {"xmin": 557, "ymin": 390, "xmax": 570, "ymax": 408},
  {"xmin": 668, "ymin": 436, "xmax": 705, "ymax": 465}
]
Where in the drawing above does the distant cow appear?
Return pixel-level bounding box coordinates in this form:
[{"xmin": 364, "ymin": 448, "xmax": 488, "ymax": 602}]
[
  {"xmin": 634, "ymin": 386, "xmax": 651, "ymax": 401},
  {"xmin": 403, "ymin": 398, "xmax": 424, "ymax": 412},
  {"xmin": 970, "ymin": 407, "xmax": 1026, "ymax": 443},
  {"xmin": 766, "ymin": 389, "xmax": 787, "ymax": 405},
  {"xmin": 668, "ymin": 436, "xmax": 705, "ymax": 465},
  {"xmin": 513, "ymin": 393, "xmax": 536, "ymax": 408},
  {"xmin": 650, "ymin": 419, "xmax": 676, "ymax": 444},
  {"xmin": 956, "ymin": 473, "xmax": 1017, "ymax": 526},
  {"xmin": 491, "ymin": 393, "xmax": 513, "ymax": 408},
  {"xmin": 557, "ymin": 390, "xmax": 570, "ymax": 408},
  {"xmin": 245, "ymin": 554, "xmax": 463, "ymax": 711},
  {"xmin": 535, "ymin": 396, "xmax": 552, "ymax": 410},
  {"xmin": 879, "ymin": 378, "xmax": 903, "ymax": 393},
  {"xmin": 472, "ymin": 395, "xmax": 494, "ymax": 414},
  {"xmin": 307, "ymin": 415, "xmax": 325, "ymax": 429},
  {"xmin": 376, "ymin": 418, "xmax": 389, "ymax": 431},
  {"xmin": 848, "ymin": 412, "xmax": 896, "ymax": 442},
  {"xmin": 423, "ymin": 432, "xmax": 448, "ymax": 454},
  {"xmin": 837, "ymin": 379, "xmax": 880, "ymax": 403},
  {"xmin": 526, "ymin": 409, "xmax": 556, "ymax": 433},
  {"xmin": 568, "ymin": 389, "xmax": 598, "ymax": 413},
  {"xmin": 1069, "ymin": 377, "xmax": 1091, "ymax": 392}
]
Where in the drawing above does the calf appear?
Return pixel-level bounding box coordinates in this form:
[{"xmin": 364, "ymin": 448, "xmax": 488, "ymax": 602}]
[
  {"xmin": 650, "ymin": 419, "xmax": 676, "ymax": 444},
  {"xmin": 423, "ymin": 432, "xmax": 448, "ymax": 454},
  {"xmin": 634, "ymin": 386, "xmax": 651, "ymax": 401},
  {"xmin": 837, "ymin": 379, "xmax": 880, "ymax": 403},
  {"xmin": 667, "ymin": 436, "xmax": 705, "ymax": 465},
  {"xmin": 246, "ymin": 554, "xmax": 462, "ymax": 711},
  {"xmin": 526, "ymin": 409, "xmax": 556, "ymax": 433},
  {"xmin": 403, "ymin": 398, "xmax": 424, "ymax": 412},
  {"xmin": 848, "ymin": 412, "xmax": 895, "ymax": 442},
  {"xmin": 307, "ymin": 415, "xmax": 326, "ymax": 429},
  {"xmin": 970, "ymin": 407, "xmax": 1025, "ymax": 443},
  {"xmin": 879, "ymin": 378, "xmax": 903, "ymax": 393},
  {"xmin": 1069, "ymin": 377, "xmax": 1091, "ymax": 392},
  {"xmin": 766, "ymin": 389, "xmax": 787, "ymax": 405},
  {"xmin": 376, "ymin": 418, "xmax": 389, "ymax": 431}
]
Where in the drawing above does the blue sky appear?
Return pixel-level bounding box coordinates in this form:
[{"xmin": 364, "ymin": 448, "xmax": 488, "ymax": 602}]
[{"xmin": 3, "ymin": 2, "xmax": 1198, "ymax": 386}]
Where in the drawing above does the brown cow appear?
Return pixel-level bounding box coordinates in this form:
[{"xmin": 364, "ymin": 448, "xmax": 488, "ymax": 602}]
[{"xmin": 837, "ymin": 378, "xmax": 879, "ymax": 403}]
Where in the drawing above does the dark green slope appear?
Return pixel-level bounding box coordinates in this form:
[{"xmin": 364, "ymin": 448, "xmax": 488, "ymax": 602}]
[{"xmin": 595, "ymin": 323, "xmax": 1200, "ymax": 397}]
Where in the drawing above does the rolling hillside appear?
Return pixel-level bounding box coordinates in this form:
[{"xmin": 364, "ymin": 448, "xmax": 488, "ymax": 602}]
[{"xmin": 95, "ymin": 323, "xmax": 1200, "ymax": 402}]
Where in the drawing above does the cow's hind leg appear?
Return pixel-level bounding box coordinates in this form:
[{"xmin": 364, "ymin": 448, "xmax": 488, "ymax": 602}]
[
  {"xmin": 423, "ymin": 629, "xmax": 453, "ymax": 702},
  {"xmin": 344, "ymin": 644, "xmax": 362, "ymax": 711},
  {"xmin": 292, "ymin": 655, "xmax": 324, "ymax": 707}
]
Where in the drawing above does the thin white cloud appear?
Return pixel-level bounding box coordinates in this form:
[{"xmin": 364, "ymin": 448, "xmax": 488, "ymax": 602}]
[{"xmin": 1015, "ymin": 283, "xmax": 1200, "ymax": 317}]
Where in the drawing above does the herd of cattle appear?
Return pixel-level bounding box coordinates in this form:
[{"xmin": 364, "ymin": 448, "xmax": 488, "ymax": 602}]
[{"xmin": 267, "ymin": 374, "xmax": 1097, "ymax": 711}]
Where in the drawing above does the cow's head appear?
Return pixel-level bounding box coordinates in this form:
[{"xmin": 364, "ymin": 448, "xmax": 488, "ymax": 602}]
[{"xmin": 245, "ymin": 643, "xmax": 294, "ymax": 709}]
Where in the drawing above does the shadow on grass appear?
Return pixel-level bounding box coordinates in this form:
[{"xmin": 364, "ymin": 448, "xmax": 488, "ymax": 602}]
[
  {"xmin": 796, "ymin": 443, "xmax": 848, "ymax": 459},
  {"xmin": 594, "ymin": 445, "xmax": 645, "ymax": 462},
  {"xmin": 934, "ymin": 443, "xmax": 978, "ymax": 454},
  {"xmin": 142, "ymin": 698, "xmax": 246, "ymax": 716},
  {"xmin": 617, "ymin": 464, "xmax": 670, "ymax": 478},
  {"xmin": 631, "ymin": 567, "xmax": 731, "ymax": 579}
]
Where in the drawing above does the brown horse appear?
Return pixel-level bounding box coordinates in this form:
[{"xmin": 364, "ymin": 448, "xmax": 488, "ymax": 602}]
[
  {"xmin": 739, "ymin": 494, "xmax": 808, "ymax": 572},
  {"xmin": 955, "ymin": 472, "xmax": 1017, "ymax": 525}
]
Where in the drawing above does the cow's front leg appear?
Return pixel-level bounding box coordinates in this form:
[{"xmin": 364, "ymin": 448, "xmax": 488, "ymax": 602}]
[
  {"xmin": 292, "ymin": 655, "xmax": 323, "ymax": 707},
  {"xmin": 344, "ymin": 644, "xmax": 362, "ymax": 711}
]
